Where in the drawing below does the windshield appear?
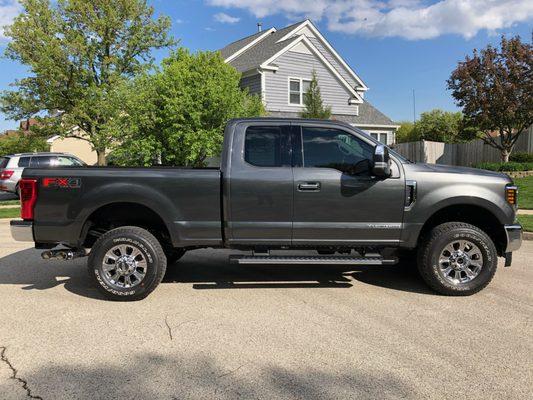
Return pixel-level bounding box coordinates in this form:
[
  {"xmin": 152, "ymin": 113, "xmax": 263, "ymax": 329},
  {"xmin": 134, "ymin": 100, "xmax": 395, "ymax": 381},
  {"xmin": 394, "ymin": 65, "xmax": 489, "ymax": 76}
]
[{"xmin": 0, "ymin": 157, "xmax": 10, "ymax": 169}]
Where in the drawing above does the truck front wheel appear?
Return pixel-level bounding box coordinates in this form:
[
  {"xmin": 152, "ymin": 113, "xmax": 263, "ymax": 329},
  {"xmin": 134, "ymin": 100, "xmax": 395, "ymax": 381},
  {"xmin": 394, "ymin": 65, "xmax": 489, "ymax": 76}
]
[
  {"xmin": 88, "ymin": 226, "xmax": 167, "ymax": 301},
  {"xmin": 417, "ymin": 222, "xmax": 497, "ymax": 296}
]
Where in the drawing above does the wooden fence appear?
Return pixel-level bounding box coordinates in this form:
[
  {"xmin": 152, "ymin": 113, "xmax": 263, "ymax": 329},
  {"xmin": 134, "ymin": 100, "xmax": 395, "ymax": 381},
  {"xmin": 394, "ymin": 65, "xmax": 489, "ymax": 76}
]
[{"xmin": 392, "ymin": 127, "xmax": 533, "ymax": 166}]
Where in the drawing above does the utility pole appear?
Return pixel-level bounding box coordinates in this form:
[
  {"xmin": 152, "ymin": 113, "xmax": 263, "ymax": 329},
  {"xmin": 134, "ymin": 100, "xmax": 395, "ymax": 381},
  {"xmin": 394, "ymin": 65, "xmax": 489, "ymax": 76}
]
[{"xmin": 412, "ymin": 89, "xmax": 416, "ymax": 124}]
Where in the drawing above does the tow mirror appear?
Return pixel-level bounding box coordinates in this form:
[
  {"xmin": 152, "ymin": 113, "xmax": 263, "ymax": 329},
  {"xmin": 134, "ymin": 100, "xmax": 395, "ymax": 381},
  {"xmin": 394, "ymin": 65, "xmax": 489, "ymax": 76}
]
[{"xmin": 373, "ymin": 145, "xmax": 392, "ymax": 178}]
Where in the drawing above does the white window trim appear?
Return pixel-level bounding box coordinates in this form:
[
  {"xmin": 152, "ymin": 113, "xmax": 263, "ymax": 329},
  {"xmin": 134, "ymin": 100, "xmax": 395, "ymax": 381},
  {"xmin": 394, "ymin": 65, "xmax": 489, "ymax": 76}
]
[
  {"xmin": 288, "ymin": 77, "xmax": 312, "ymax": 106},
  {"xmin": 368, "ymin": 130, "xmax": 391, "ymax": 145}
]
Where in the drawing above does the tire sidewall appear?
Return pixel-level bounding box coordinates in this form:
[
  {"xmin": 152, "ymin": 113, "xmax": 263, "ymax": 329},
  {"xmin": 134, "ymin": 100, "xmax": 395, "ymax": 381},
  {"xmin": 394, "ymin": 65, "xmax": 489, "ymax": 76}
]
[
  {"xmin": 426, "ymin": 228, "xmax": 496, "ymax": 293},
  {"xmin": 89, "ymin": 232, "xmax": 162, "ymax": 299}
]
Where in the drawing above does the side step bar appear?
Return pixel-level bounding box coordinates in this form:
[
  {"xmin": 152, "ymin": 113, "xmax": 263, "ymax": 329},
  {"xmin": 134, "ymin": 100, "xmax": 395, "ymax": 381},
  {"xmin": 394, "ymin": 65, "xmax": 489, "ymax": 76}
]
[{"xmin": 229, "ymin": 255, "xmax": 398, "ymax": 265}]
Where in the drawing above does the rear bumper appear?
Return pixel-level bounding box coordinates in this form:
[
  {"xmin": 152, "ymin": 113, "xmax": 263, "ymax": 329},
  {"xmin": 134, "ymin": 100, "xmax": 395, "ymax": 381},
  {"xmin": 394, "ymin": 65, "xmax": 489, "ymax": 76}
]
[
  {"xmin": 10, "ymin": 220, "xmax": 34, "ymax": 242},
  {"xmin": 504, "ymin": 224, "xmax": 522, "ymax": 253}
]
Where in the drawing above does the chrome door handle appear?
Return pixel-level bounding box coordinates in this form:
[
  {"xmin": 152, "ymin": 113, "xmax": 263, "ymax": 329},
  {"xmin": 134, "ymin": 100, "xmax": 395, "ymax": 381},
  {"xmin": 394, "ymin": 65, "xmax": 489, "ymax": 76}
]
[{"xmin": 298, "ymin": 182, "xmax": 321, "ymax": 191}]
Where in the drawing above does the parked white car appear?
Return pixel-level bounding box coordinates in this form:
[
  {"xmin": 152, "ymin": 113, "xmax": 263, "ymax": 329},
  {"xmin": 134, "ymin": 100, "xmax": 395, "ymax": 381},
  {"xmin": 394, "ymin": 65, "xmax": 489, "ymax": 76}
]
[{"xmin": 0, "ymin": 152, "xmax": 86, "ymax": 195}]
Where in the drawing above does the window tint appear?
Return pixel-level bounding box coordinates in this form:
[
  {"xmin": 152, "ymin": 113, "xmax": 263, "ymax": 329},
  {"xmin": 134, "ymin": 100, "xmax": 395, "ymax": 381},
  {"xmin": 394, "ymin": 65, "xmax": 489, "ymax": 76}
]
[
  {"xmin": 302, "ymin": 127, "xmax": 374, "ymax": 175},
  {"xmin": 245, "ymin": 126, "xmax": 285, "ymax": 167},
  {"xmin": 0, "ymin": 157, "xmax": 10, "ymax": 168},
  {"xmin": 18, "ymin": 157, "xmax": 31, "ymax": 167},
  {"xmin": 30, "ymin": 156, "xmax": 54, "ymax": 168}
]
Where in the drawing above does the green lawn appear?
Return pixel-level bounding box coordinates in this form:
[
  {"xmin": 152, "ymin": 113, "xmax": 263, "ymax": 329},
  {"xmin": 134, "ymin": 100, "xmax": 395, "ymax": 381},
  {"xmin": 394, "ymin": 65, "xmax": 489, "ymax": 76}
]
[
  {"xmin": 515, "ymin": 176, "xmax": 533, "ymax": 209},
  {"xmin": 0, "ymin": 200, "xmax": 20, "ymax": 206},
  {"xmin": 518, "ymin": 215, "xmax": 533, "ymax": 232},
  {"xmin": 0, "ymin": 207, "xmax": 20, "ymax": 219}
]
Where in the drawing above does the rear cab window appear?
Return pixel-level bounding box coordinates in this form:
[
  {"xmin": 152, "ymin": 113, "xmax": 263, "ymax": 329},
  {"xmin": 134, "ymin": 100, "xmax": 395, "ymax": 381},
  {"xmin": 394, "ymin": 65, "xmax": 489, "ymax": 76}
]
[{"xmin": 244, "ymin": 126, "xmax": 291, "ymax": 167}]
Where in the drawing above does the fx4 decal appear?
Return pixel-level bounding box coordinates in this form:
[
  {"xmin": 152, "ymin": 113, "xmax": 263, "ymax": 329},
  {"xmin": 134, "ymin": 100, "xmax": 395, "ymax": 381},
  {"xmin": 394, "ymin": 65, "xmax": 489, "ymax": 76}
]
[{"xmin": 42, "ymin": 177, "xmax": 81, "ymax": 189}]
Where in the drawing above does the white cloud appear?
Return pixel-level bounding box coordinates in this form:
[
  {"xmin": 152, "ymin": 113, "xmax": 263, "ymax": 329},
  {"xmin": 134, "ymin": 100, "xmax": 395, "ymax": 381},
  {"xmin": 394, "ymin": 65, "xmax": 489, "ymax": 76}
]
[
  {"xmin": 207, "ymin": 0, "xmax": 533, "ymax": 40},
  {"xmin": 213, "ymin": 12, "xmax": 241, "ymax": 24},
  {"xmin": 0, "ymin": 0, "xmax": 21, "ymax": 41}
]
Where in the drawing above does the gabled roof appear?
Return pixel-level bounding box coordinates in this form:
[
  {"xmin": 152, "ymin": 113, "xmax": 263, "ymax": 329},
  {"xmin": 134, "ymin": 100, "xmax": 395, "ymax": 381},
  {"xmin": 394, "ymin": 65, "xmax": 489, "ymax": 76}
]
[
  {"xmin": 220, "ymin": 20, "xmax": 368, "ymax": 91},
  {"xmin": 353, "ymin": 102, "xmax": 397, "ymax": 126},
  {"xmin": 224, "ymin": 21, "xmax": 304, "ymax": 72}
]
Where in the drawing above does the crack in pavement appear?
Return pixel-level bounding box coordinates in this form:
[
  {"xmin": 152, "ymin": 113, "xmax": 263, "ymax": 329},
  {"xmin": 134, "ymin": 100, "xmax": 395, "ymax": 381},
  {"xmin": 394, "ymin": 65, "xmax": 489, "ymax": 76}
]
[
  {"xmin": 164, "ymin": 316, "xmax": 173, "ymax": 341},
  {"xmin": 0, "ymin": 346, "xmax": 43, "ymax": 399},
  {"xmin": 163, "ymin": 318, "xmax": 198, "ymax": 342}
]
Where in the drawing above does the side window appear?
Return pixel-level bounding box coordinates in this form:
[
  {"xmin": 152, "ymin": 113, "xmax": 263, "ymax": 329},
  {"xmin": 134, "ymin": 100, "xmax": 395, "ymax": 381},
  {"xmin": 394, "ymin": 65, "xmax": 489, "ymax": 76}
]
[
  {"xmin": 18, "ymin": 157, "xmax": 31, "ymax": 167},
  {"xmin": 302, "ymin": 127, "xmax": 374, "ymax": 175},
  {"xmin": 30, "ymin": 156, "xmax": 53, "ymax": 168},
  {"xmin": 244, "ymin": 126, "xmax": 285, "ymax": 167},
  {"xmin": 55, "ymin": 156, "xmax": 83, "ymax": 166}
]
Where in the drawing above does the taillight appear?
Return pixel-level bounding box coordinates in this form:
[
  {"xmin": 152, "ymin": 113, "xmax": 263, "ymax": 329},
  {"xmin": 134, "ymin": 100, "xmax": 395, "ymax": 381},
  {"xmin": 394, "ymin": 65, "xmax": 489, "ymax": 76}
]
[
  {"xmin": 0, "ymin": 170, "xmax": 14, "ymax": 180},
  {"xmin": 19, "ymin": 179, "xmax": 38, "ymax": 220}
]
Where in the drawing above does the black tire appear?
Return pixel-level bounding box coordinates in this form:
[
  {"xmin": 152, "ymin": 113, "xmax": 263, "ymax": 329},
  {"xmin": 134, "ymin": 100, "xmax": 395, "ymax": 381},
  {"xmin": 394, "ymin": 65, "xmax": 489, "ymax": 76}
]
[
  {"xmin": 88, "ymin": 226, "xmax": 167, "ymax": 301},
  {"xmin": 417, "ymin": 222, "xmax": 497, "ymax": 296},
  {"xmin": 165, "ymin": 248, "xmax": 186, "ymax": 265}
]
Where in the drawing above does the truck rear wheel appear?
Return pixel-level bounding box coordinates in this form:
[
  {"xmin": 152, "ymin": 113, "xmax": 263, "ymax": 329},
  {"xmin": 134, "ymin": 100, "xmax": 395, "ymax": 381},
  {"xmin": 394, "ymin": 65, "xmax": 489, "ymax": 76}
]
[
  {"xmin": 88, "ymin": 226, "xmax": 167, "ymax": 301},
  {"xmin": 417, "ymin": 222, "xmax": 497, "ymax": 296}
]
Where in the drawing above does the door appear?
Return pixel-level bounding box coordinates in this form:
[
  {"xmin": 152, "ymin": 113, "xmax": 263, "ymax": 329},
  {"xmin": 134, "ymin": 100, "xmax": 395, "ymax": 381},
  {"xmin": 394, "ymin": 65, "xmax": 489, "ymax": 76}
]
[
  {"xmin": 292, "ymin": 125, "xmax": 405, "ymax": 246},
  {"xmin": 227, "ymin": 123, "xmax": 294, "ymax": 246}
]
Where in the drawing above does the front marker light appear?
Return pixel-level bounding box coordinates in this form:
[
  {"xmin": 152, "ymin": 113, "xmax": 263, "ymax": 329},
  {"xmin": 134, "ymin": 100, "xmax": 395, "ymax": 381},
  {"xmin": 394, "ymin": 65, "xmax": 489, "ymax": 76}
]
[{"xmin": 505, "ymin": 185, "xmax": 518, "ymax": 206}]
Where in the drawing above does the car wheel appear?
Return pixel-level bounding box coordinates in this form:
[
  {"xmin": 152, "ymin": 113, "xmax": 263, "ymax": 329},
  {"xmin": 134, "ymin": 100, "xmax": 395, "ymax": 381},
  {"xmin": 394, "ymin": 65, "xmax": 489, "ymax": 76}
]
[
  {"xmin": 165, "ymin": 248, "xmax": 186, "ymax": 265},
  {"xmin": 417, "ymin": 222, "xmax": 497, "ymax": 296},
  {"xmin": 88, "ymin": 226, "xmax": 167, "ymax": 301}
]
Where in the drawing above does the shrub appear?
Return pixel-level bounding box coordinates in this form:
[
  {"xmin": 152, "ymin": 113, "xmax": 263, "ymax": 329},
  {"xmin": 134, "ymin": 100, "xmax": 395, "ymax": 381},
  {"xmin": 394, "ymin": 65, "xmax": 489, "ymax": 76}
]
[
  {"xmin": 510, "ymin": 152, "xmax": 533, "ymax": 163},
  {"xmin": 474, "ymin": 162, "xmax": 533, "ymax": 171}
]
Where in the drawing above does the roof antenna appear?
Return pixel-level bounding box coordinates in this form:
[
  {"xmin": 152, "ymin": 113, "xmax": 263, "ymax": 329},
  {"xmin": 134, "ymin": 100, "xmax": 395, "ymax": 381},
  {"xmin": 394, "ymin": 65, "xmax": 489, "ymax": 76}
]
[{"xmin": 257, "ymin": 22, "xmax": 262, "ymax": 32}]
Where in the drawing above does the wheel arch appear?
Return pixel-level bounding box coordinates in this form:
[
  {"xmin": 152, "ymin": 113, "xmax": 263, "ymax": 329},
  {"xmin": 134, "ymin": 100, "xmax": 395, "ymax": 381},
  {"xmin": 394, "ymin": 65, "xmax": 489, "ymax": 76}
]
[
  {"xmin": 417, "ymin": 203, "xmax": 507, "ymax": 256},
  {"xmin": 80, "ymin": 201, "xmax": 173, "ymax": 248}
]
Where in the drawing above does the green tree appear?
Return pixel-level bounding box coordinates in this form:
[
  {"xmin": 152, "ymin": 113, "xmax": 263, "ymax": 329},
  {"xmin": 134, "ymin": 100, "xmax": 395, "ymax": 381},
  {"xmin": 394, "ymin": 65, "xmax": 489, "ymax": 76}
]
[
  {"xmin": 109, "ymin": 49, "xmax": 265, "ymax": 167},
  {"xmin": 0, "ymin": 133, "xmax": 49, "ymax": 155},
  {"xmin": 447, "ymin": 35, "xmax": 533, "ymax": 162},
  {"xmin": 300, "ymin": 71, "xmax": 331, "ymax": 119},
  {"xmin": 1, "ymin": 0, "xmax": 175, "ymax": 165},
  {"xmin": 395, "ymin": 121, "xmax": 416, "ymax": 143},
  {"xmin": 415, "ymin": 109, "xmax": 464, "ymax": 143}
]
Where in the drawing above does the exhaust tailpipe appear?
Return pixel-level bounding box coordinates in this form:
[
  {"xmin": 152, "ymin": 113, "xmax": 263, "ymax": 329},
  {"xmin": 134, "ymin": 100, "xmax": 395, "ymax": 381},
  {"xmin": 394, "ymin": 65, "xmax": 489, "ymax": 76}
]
[{"xmin": 41, "ymin": 248, "xmax": 86, "ymax": 261}]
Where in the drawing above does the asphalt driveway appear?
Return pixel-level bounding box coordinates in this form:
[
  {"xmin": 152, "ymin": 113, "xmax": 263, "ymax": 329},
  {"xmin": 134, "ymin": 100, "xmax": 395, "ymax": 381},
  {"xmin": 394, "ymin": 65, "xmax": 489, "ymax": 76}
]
[{"xmin": 0, "ymin": 219, "xmax": 531, "ymax": 399}]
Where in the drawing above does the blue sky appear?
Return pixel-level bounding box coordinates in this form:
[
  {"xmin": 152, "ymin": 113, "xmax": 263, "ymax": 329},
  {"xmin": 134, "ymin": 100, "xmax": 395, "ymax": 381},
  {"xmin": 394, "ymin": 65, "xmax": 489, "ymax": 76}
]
[{"xmin": 0, "ymin": 0, "xmax": 532, "ymax": 131}]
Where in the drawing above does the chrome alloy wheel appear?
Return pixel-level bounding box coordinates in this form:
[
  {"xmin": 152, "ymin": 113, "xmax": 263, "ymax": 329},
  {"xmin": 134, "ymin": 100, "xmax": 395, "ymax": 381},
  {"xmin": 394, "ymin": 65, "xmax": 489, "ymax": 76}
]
[
  {"xmin": 102, "ymin": 244, "xmax": 148, "ymax": 289},
  {"xmin": 438, "ymin": 240, "xmax": 484, "ymax": 284}
]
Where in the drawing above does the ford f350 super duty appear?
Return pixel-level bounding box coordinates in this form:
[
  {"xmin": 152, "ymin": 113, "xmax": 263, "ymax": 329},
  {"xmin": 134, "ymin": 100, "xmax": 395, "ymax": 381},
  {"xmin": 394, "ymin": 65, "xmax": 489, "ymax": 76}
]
[{"xmin": 10, "ymin": 118, "xmax": 522, "ymax": 300}]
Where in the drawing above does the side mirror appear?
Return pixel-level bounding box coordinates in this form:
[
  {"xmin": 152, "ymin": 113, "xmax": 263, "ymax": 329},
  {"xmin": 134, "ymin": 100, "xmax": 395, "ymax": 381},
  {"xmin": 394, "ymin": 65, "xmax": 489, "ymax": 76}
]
[{"xmin": 373, "ymin": 145, "xmax": 391, "ymax": 178}]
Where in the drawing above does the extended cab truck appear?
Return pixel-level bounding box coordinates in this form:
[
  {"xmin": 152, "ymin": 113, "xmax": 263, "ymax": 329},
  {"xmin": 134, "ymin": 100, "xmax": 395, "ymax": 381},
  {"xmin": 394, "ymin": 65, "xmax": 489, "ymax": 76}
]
[{"xmin": 10, "ymin": 118, "xmax": 522, "ymax": 300}]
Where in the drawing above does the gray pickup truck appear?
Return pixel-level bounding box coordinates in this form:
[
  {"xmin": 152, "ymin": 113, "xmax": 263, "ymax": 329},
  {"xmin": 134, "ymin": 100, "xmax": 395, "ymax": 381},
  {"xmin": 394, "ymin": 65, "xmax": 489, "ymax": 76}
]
[{"xmin": 11, "ymin": 118, "xmax": 522, "ymax": 300}]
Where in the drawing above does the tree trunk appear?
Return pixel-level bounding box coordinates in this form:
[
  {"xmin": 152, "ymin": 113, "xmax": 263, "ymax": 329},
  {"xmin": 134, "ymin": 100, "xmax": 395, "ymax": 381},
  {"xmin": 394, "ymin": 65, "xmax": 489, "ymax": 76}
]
[
  {"xmin": 97, "ymin": 149, "xmax": 107, "ymax": 166},
  {"xmin": 501, "ymin": 148, "xmax": 510, "ymax": 163}
]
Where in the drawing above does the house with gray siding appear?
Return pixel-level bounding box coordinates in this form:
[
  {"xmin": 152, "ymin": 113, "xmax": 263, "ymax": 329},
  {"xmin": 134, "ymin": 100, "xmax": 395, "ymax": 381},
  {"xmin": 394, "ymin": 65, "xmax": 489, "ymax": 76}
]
[{"xmin": 219, "ymin": 20, "xmax": 399, "ymax": 144}]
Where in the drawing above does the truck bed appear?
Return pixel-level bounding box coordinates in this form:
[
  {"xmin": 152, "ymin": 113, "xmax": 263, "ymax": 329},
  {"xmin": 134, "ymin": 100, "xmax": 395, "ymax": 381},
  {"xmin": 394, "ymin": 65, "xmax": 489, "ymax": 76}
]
[{"xmin": 23, "ymin": 167, "xmax": 222, "ymax": 248}]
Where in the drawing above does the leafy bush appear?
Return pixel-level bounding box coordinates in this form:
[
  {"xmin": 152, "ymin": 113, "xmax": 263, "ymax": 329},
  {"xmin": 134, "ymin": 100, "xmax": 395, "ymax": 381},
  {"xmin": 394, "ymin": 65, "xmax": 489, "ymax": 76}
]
[
  {"xmin": 474, "ymin": 162, "xmax": 533, "ymax": 171},
  {"xmin": 510, "ymin": 152, "xmax": 533, "ymax": 163}
]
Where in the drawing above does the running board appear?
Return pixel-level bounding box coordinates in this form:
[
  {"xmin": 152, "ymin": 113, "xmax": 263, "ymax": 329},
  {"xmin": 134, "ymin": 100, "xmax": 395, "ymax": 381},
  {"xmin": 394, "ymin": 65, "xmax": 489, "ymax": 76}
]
[{"xmin": 229, "ymin": 255, "xmax": 398, "ymax": 265}]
